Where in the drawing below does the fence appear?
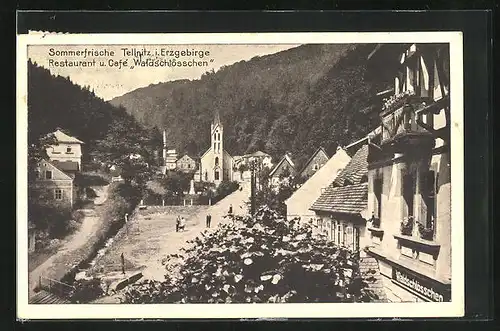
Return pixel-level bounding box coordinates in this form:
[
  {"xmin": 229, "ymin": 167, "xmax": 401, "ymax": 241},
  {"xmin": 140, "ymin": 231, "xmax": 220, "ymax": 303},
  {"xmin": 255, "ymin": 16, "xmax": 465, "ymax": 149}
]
[{"xmin": 38, "ymin": 276, "xmax": 75, "ymax": 298}]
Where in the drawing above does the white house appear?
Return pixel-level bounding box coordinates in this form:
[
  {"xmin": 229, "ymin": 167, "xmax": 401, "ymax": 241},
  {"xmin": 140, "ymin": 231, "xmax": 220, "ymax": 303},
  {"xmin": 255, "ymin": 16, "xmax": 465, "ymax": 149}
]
[
  {"xmin": 285, "ymin": 147, "xmax": 351, "ymax": 221},
  {"xmin": 45, "ymin": 129, "xmax": 84, "ymax": 171}
]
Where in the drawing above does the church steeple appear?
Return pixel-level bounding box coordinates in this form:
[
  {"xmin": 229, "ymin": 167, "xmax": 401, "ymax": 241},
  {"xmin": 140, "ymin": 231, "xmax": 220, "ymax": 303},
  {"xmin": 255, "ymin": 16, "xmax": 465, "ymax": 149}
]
[{"xmin": 213, "ymin": 109, "xmax": 221, "ymax": 127}]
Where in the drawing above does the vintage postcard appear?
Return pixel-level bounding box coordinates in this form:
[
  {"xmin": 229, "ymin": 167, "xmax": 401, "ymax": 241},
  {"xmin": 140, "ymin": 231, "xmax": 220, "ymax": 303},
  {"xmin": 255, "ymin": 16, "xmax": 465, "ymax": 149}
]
[{"xmin": 17, "ymin": 31, "xmax": 464, "ymax": 319}]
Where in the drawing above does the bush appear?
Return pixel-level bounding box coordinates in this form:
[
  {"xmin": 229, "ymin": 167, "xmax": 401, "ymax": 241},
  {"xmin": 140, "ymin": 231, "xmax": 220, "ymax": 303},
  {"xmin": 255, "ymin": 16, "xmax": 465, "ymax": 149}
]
[
  {"xmin": 69, "ymin": 277, "xmax": 104, "ymax": 303},
  {"xmin": 124, "ymin": 206, "xmax": 377, "ymax": 304},
  {"xmin": 211, "ymin": 180, "xmax": 240, "ymax": 204}
]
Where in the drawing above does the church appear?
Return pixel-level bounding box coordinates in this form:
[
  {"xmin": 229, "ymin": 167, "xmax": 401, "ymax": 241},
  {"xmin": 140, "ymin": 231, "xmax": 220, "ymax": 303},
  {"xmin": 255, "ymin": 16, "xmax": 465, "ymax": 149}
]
[{"xmin": 198, "ymin": 111, "xmax": 234, "ymax": 186}]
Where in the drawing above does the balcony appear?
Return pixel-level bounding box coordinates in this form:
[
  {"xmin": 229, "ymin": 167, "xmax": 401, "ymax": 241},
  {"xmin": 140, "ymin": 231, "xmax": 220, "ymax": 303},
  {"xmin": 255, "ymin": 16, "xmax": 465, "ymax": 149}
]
[{"xmin": 380, "ymin": 93, "xmax": 435, "ymax": 150}]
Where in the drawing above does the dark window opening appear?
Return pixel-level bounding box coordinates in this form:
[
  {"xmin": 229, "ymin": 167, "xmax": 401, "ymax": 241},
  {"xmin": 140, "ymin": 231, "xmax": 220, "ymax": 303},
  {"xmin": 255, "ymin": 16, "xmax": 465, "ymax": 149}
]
[
  {"xmin": 374, "ymin": 176, "xmax": 383, "ymax": 219},
  {"xmin": 403, "ymin": 170, "xmax": 415, "ymax": 217},
  {"xmin": 214, "ymin": 170, "xmax": 220, "ymax": 181},
  {"xmin": 353, "ymin": 227, "xmax": 360, "ymax": 251},
  {"xmin": 337, "ymin": 224, "xmax": 342, "ymax": 246},
  {"xmin": 45, "ymin": 170, "xmax": 52, "ymax": 180},
  {"xmin": 215, "ymin": 157, "xmax": 219, "ymax": 166},
  {"xmin": 423, "ymin": 170, "xmax": 436, "ymax": 229}
]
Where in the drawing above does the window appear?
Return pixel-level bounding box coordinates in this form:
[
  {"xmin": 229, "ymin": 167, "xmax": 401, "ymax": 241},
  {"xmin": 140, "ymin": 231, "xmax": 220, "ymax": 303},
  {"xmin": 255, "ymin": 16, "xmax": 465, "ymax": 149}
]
[
  {"xmin": 34, "ymin": 169, "xmax": 40, "ymax": 179},
  {"xmin": 214, "ymin": 143, "xmax": 216, "ymax": 151},
  {"xmin": 205, "ymin": 172, "xmax": 208, "ymax": 181},
  {"xmin": 54, "ymin": 189, "xmax": 62, "ymax": 200},
  {"xmin": 331, "ymin": 221, "xmax": 336, "ymax": 242},
  {"xmin": 218, "ymin": 143, "xmax": 220, "ymax": 152},
  {"xmin": 214, "ymin": 170, "xmax": 220, "ymax": 181},
  {"xmin": 215, "ymin": 157, "xmax": 219, "ymax": 166},
  {"xmin": 374, "ymin": 176, "xmax": 383, "ymax": 219},
  {"xmin": 66, "ymin": 146, "xmax": 72, "ymax": 153},
  {"xmin": 188, "ymin": 164, "xmax": 191, "ymax": 169},
  {"xmin": 353, "ymin": 227, "xmax": 360, "ymax": 251},
  {"xmin": 213, "ymin": 133, "xmax": 216, "ymax": 141},
  {"xmin": 342, "ymin": 224, "xmax": 347, "ymax": 246},
  {"xmin": 406, "ymin": 53, "xmax": 420, "ymax": 95},
  {"xmin": 403, "ymin": 169, "xmax": 415, "ymax": 217},
  {"xmin": 421, "ymin": 170, "xmax": 437, "ymax": 229},
  {"xmin": 337, "ymin": 223, "xmax": 342, "ymax": 246},
  {"xmin": 45, "ymin": 170, "xmax": 52, "ymax": 180},
  {"xmin": 218, "ymin": 133, "xmax": 221, "ymax": 141}
]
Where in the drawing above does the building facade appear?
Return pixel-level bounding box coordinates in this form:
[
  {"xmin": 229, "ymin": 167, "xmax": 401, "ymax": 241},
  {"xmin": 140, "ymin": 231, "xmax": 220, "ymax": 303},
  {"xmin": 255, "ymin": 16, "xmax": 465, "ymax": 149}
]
[
  {"xmin": 176, "ymin": 154, "xmax": 197, "ymax": 172},
  {"xmin": 45, "ymin": 129, "xmax": 83, "ymax": 171},
  {"xmin": 199, "ymin": 111, "xmax": 234, "ymax": 185},
  {"xmin": 285, "ymin": 147, "xmax": 351, "ymax": 221},
  {"xmin": 33, "ymin": 159, "xmax": 77, "ymax": 209},
  {"xmin": 268, "ymin": 154, "xmax": 295, "ymax": 187},
  {"xmin": 364, "ymin": 43, "xmax": 451, "ymax": 302},
  {"xmin": 298, "ymin": 147, "xmax": 330, "ymax": 179},
  {"xmin": 310, "ymin": 144, "xmax": 371, "ymax": 252}
]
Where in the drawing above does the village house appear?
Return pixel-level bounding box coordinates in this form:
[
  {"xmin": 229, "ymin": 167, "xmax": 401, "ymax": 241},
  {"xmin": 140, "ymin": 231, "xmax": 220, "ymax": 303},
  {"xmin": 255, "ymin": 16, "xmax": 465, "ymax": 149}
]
[
  {"xmin": 164, "ymin": 149, "xmax": 178, "ymax": 170},
  {"xmin": 233, "ymin": 151, "xmax": 273, "ymax": 182},
  {"xmin": 362, "ymin": 43, "xmax": 451, "ymax": 302},
  {"xmin": 298, "ymin": 147, "xmax": 330, "ymax": 179},
  {"xmin": 45, "ymin": 129, "xmax": 84, "ymax": 171},
  {"xmin": 268, "ymin": 153, "xmax": 295, "ymax": 188},
  {"xmin": 199, "ymin": 110, "xmax": 234, "ymax": 185},
  {"xmin": 310, "ymin": 142, "xmax": 370, "ymax": 252},
  {"xmin": 33, "ymin": 159, "xmax": 78, "ymax": 209},
  {"xmin": 176, "ymin": 154, "xmax": 197, "ymax": 172},
  {"xmin": 285, "ymin": 146, "xmax": 351, "ymax": 222}
]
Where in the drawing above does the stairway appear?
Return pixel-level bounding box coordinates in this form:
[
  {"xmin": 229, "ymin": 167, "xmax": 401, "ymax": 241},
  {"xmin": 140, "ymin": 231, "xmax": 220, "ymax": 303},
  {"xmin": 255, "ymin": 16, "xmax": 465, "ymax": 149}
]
[{"xmin": 29, "ymin": 290, "xmax": 70, "ymax": 304}]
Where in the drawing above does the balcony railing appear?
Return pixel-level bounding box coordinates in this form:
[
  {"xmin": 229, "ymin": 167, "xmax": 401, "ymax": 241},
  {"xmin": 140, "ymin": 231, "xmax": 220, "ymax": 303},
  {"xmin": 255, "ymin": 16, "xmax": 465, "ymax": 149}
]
[{"xmin": 380, "ymin": 95, "xmax": 433, "ymax": 146}]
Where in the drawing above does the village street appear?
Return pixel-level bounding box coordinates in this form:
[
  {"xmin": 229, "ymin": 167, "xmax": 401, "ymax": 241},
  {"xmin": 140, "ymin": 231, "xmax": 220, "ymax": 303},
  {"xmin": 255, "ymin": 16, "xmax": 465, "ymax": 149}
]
[
  {"xmin": 89, "ymin": 181, "xmax": 251, "ymax": 300},
  {"xmin": 28, "ymin": 184, "xmax": 111, "ymax": 296}
]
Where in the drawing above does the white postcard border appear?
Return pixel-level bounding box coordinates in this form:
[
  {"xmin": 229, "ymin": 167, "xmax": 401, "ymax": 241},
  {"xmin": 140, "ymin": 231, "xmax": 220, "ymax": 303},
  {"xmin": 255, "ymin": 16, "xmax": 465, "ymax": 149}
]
[{"xmin": 17, "ymin": 31, "xmax": 464, "ymax": 319}]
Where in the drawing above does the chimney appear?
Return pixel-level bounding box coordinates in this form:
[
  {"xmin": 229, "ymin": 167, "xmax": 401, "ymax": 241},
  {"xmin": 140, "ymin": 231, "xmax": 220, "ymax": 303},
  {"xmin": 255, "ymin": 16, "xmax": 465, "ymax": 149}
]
[{"xmin": 162, "ymin": 130, "xmax": 167, "ymax": 166}]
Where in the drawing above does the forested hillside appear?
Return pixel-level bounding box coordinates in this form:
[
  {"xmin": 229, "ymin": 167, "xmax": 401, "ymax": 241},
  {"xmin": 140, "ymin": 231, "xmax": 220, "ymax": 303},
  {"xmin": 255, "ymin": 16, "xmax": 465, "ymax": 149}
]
[
  {"xmin": 110, "ymin": 44, "xmax": 391, "ymax": 169},
  {"xmin": 27, "ymin": 60, "xmax": 161, "ymax": 167}
]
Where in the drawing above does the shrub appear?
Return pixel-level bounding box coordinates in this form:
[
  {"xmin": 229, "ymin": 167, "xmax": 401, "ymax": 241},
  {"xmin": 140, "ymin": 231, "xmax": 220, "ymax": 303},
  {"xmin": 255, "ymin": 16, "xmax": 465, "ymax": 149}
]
[
  {"xmin": 69, "ymin": 277, "xmax": 104, "ymax": 303},
  {"xmin": 124, "ymin": 206, "xmax": 376, "ymax": 304},
  {"xmin": 211, "ymin": 180, "xmax": 240, "ymax": 204}
]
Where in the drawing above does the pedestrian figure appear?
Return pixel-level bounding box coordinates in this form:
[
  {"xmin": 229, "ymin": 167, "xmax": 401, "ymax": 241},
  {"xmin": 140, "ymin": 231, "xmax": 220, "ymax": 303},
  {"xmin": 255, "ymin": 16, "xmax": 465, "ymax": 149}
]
[
  {"xmin": 176, "ymin": 216, "xmax": 180, "ymax": 232},
  {"xmin": 178, "ymin": 217, "xmax": 186, "ymax": 231},
  {"xmin": 228, "ymin": 204, "xmax": 233, "ymax": 215},
  {"xmin": 121, "ymin": 253, "xmax": 125, "ymax": 275},
  {"xmin": 206, "ymin": 214, "xmax": 212, "ymax": 228}
]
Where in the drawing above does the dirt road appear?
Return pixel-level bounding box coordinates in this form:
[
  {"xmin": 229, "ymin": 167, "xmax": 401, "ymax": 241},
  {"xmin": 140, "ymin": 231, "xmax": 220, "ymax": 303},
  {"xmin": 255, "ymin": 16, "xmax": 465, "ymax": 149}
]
[
  {"xmin": 28, "ymin": 185, "xmax": 110, "ymax": 297},
  {"xmin": 91, "ymin": 182, "xmax": 250, "ymax": 282}
]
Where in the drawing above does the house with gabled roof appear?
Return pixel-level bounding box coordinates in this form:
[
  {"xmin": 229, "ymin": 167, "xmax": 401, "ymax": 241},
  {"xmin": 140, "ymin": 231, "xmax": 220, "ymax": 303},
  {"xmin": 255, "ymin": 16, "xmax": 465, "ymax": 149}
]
[
  {"xmin": 33, "ymin": 159, "xmax": 78, "ymax": 209},
  {"xmin": 285, "ymin": 146, "xmax": 351, "ymax": 222},
  {"xmin": 176, "ymin": 154, "xmax": 197, "ymax": 173},
  {"xmin": 268, "ymin": 153, "xmax": 295, "ymax": 188},
  {"xmin": 45, "ymin": 129, "xmax": 84, "ymax": 171},
  {"xmin": 310, "ymin": 143, "xmax": 370, "ymax": 252},
  {"xmin": 298, "ymin": 146, "xmax": 330, "ymax": 179}
]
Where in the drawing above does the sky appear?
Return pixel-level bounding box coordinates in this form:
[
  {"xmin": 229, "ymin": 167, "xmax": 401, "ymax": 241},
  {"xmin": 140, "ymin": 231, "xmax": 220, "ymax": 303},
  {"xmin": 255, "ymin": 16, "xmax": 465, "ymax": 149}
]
[{"xmin": 28, "ymin": 44, "xmax": 300, "ymax": 101}]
